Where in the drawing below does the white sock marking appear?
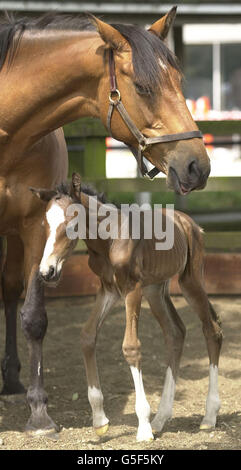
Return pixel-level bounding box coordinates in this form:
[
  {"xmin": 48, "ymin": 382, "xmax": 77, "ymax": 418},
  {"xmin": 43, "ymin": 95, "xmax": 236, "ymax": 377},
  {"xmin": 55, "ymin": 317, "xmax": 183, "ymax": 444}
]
[
  {"xmin": 130, "ymin": 366, "xmax": 153, "ymax": 441},
  {"xmin": 202, "ymin": 364, "xmax": 220, "ymax": 427},
  {"xmin": 88, "ymin": 386, "xmax": 109, "ymax": 428},
  {"xmin": 40, "ymin": 203, "xmax": 65, "ymax": 274}
]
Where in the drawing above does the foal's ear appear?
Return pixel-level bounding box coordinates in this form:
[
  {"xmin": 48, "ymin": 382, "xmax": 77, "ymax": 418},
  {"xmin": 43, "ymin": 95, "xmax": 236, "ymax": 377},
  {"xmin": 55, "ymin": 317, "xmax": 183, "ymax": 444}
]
[
  {"xmin": 29, "ymin": 187, "xmax": 57, "ymax": 202},
  {"xmin": 148, "ymin": 6, "xmax": 177, "ymax": 40},
  {"xmin": 71, "ymin": 172, "xmax": 82, "ymax": 199},
  {"xmin": 89, "ymin": 14, "xmax": 128, "ymax": 50}
]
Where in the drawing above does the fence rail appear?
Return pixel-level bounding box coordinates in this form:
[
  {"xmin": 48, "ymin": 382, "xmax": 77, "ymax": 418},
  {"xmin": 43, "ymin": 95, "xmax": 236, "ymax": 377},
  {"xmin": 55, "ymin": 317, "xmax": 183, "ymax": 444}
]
[{"xmin": 79, "ymin": 176, "xmax": 241, "ymax": 193}]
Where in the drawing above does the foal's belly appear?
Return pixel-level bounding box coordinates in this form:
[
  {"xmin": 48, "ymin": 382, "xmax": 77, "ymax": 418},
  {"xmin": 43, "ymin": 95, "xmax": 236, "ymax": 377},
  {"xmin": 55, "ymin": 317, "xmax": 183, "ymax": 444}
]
[{"xmin": 137, "ymin": 227, "xmax": 188, "ymax": 285}]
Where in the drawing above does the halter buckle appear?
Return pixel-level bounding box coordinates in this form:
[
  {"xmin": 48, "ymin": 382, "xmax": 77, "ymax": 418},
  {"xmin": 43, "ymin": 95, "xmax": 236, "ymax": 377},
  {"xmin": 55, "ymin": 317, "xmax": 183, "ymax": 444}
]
[{"xmin": 109, "ymin": 89, "xmax": 121, "ymax": 104}]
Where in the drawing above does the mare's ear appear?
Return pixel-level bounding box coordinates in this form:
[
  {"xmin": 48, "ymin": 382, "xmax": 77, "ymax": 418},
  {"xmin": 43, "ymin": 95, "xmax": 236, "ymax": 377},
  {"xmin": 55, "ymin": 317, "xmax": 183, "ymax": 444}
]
[
  {"xmin": 29, "ymin": 187, "xmax": 57, "ymax": 202},
  {"xmin": 71, "ymin": 172, "xmax": 82, "ymax": 199},
  {"xmin": 148, "ymin": 6, "xmax": 177, "ymax": 40},
  {"xmin": 89, "ymin": 14, "xmax": 129, "ymax": 50}
]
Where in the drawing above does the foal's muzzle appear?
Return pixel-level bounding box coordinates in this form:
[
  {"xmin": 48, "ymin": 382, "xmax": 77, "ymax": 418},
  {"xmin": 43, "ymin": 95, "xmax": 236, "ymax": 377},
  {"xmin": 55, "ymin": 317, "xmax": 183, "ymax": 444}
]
[{"xmin": 39, "ymin": 266, "xmax": 61, "ymax": 284}]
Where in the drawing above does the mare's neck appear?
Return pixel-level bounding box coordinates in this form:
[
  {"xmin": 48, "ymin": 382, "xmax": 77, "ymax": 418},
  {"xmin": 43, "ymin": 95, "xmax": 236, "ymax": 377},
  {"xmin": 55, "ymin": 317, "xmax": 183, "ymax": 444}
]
[{"xmin": 0, "ymin": 29, "xmax": 104, "ymax": 150}]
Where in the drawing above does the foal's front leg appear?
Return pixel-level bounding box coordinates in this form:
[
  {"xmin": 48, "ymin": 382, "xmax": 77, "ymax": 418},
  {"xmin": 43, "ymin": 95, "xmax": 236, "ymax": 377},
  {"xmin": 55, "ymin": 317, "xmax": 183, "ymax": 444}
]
[
  {"xmin": 123, "ymin": 286, "xmax": 153, "ymax": 442},
  {"xmin": 80, "ymin": 285, "xmax": 119, "ymax": 436},
  {"xmin": 20, "ymin": 227, "xmax": 57, "ymax": 433}
]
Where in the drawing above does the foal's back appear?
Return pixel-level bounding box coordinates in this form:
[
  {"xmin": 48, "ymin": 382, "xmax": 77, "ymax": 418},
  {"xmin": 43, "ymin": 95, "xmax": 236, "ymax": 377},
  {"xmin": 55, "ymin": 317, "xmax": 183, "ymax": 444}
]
[{"xmin": 108, "ymin": 209, "xmax": 201, "ymax": 288}]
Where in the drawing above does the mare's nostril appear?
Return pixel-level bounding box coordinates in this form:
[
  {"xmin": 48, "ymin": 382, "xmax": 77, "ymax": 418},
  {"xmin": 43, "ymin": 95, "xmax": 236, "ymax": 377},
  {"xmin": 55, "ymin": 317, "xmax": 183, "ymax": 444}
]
[{"xmin": 188, "ymin": 160, "xmax": 200, "ymax": 178}]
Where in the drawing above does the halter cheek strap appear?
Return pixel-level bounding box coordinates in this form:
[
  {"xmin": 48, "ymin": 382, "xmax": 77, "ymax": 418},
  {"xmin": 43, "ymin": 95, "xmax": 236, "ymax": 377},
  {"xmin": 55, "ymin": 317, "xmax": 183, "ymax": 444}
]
[{"xmin": 107, "ymin": 49, "xmax": 203, "ymax": 179}]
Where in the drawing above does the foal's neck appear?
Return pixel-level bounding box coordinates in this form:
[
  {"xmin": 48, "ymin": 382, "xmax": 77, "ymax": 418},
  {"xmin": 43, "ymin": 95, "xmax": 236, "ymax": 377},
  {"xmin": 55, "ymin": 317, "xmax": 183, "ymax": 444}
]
[{"xmin": 79, "ymin": 192, "xmax": 115, "ymax": 255}]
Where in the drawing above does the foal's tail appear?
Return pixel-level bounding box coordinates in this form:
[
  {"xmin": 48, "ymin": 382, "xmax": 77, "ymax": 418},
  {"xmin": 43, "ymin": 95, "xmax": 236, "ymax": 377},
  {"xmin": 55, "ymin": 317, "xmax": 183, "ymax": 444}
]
[{"xmin": 178, "ymin": 212, "xmax": 222, "ymax": 330}]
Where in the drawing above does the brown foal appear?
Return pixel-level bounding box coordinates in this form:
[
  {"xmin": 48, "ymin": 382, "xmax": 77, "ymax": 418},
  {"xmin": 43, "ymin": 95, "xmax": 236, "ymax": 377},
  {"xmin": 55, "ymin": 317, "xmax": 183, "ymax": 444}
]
[{"xmin": 31, "ymin": 173, "xmax": 222, "ymax": 441}]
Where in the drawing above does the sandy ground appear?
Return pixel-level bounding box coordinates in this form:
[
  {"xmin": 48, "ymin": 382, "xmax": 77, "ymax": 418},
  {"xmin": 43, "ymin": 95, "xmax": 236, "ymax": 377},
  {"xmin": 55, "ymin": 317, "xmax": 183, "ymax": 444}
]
[{"xmin": 0, "ymin": 295, "xmax": 241, "ymax": 451}]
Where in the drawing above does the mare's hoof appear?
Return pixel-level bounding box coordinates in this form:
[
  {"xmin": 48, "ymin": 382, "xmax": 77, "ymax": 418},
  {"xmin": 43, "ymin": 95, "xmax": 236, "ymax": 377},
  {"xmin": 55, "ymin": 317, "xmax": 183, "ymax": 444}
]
[
  {"xmin": 25, "ymin": 411, "xmax": 60, "ymax": 436},
  {"xmin": 1, "ymin": 382, "xmax": 26, "ymax": 395},
  {"xmin": 0, "ymin": 393, "xmax": 26, "ymax": 404},
  {"xmin": 26, "ymin": 427, "xmax": 60, "ymax": 441}
]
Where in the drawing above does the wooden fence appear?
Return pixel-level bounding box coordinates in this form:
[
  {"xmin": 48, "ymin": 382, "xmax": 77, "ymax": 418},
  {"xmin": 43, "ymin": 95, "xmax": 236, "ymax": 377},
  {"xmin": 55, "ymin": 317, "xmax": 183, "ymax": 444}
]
[{"xmin": 44, "ymin": 117, "xmax": 241, "ymax": 297}]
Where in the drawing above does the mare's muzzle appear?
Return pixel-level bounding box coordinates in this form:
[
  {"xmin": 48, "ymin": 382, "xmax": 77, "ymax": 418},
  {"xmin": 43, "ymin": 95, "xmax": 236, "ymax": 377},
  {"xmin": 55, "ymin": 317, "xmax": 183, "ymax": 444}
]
[{"xmin": 168, "ymin": 157, "xmax": 210, "ymax": 195}]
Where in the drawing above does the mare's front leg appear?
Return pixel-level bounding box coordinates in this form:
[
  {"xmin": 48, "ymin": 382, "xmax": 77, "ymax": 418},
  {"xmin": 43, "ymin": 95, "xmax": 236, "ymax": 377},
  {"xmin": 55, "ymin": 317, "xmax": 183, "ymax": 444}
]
[
  {"xmin": 123, "ymin": 285, "xmax": 153, "ymax": 442},
  {"xmin": 1, "ymin": 235, "xmax": 25, "ymax": 395},
  {"xmin": 20, "ymin": 224, "xmax": 57, "ymax": 433},
  {"xmin": 80, "ymin": 284, "xmax": 119, "ymax": 436}
]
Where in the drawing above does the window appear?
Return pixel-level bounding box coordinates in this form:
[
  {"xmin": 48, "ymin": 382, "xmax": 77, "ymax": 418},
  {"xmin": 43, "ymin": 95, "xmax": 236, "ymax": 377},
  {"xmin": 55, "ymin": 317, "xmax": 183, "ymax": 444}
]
[{"xmin": 221, "ymin": 43, "xmax": 241, "ymax": 110}]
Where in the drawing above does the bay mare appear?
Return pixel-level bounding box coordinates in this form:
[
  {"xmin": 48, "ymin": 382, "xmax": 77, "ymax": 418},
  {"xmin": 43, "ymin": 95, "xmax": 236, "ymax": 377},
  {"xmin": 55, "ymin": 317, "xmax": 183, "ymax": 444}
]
[
  {"xmin": 0, "ymin": 7, "xmax": 210, "ymax": 432},
  {"xmin": 31, "ymin": 173, "xmax": 222, "ymax": 441}
]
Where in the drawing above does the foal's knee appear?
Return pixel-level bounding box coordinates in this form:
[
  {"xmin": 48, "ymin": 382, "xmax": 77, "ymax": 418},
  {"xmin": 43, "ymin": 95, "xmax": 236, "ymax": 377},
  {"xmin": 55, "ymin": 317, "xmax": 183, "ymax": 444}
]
[
  {"xmin": 20, "ymin": 305, "xmax": 48, "ymax": 341},
  {"xmin": 122, "ymin": 339, "xmax": 141, "ymax": 367}
]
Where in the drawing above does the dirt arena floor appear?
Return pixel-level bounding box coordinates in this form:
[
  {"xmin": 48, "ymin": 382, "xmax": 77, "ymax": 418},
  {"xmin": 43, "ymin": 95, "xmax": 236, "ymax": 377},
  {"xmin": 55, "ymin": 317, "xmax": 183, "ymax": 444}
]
[{"xmin": 0, "ymin": 295, "xmax": 241, "ymax": 451}]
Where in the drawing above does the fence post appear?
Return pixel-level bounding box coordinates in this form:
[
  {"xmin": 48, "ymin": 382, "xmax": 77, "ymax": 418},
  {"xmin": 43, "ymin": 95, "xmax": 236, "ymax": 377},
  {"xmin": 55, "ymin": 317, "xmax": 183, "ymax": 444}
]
[
  {"xmin": 82, "ymin": 136, "xmax": 106, "ymax": 178},
  {"xmin": 64, "ymin": 118, "xmax": 108, "ymax": 179}
]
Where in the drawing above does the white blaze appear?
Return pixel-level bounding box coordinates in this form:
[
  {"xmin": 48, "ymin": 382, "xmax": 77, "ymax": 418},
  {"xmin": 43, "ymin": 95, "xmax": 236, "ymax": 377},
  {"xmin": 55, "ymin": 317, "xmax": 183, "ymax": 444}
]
[{"xmin": 40, "ymin": 203, "xmax": 65, "ymax": 275}]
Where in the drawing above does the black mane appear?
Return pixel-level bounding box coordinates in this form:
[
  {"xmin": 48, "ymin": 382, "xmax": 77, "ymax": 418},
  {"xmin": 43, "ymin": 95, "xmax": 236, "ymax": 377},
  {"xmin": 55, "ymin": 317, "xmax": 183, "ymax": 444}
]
[
  {"xmin": 112, "ymin": 23, "xmax": 180, "ymax": 92},
  {"xmin": 0, "ymin": 12, "xmax": 180, "ymax": 92},
  {"xmin": 0, "ymin": 12, "xmax": 94, "ymax": 70},
  {"xmin": 56, "ymin": 181, "xmax": 108, "ymax": 205}
]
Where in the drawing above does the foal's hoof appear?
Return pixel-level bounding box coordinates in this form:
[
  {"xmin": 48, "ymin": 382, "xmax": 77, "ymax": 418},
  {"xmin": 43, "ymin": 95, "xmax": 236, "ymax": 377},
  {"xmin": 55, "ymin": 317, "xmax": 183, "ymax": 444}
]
[
  {"xmin": 200, "ymin": 415, "xmax": 217, "ymax": 431},
  {"xmin": 136, "ymin": 423, "xmax": 154, "ymax": 442},
  {"xmin": 95, "ymin": 423, "xmax": 109, "ymax": 437},
  {"xmin": 200, "ymin": 422, "xmax": 215, "ymax": 431}
]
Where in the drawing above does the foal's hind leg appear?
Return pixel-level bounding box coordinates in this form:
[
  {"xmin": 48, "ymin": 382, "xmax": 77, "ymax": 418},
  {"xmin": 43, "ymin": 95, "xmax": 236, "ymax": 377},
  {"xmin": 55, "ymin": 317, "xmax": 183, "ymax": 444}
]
[
  {"xmin": 122, "ymin": 285, "xmax": 153, "ymax": 442},
  {"xmin": 179, "ymin": 270, "xmax": 222, "ymax": 430},
  {"xmin": 1, "ymin": 235, "xmax": 25, "ymax": 395},
  {"xmin": 80, "ymin": 284, "xmax": 119, "ymax": 436},
  {"xmin": 144, "ymin": 282, "xmax": 186, "ymax": 434}
]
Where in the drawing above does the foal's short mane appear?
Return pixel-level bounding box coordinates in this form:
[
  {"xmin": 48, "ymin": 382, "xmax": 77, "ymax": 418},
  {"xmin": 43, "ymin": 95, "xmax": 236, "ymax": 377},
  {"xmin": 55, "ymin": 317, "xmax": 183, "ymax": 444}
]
[
  {"xmin": 0, "ymin": 11, "xmax": 180, "ymax": 92},
  {"xmin": 56, "ymin": 181, "xmax": 108, "ymax": 205}
]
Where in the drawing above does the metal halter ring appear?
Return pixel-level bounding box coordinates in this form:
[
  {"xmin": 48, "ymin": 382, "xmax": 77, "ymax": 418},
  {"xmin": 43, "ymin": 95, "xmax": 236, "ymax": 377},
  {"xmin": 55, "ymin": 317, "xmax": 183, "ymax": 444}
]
[
  {"xmin": 139, "ymin": 138, "xmax": 147, "ymax": 152},
  {"xmin": 109, "ymin": 89, "xmax": 121, "ymax": 104}
]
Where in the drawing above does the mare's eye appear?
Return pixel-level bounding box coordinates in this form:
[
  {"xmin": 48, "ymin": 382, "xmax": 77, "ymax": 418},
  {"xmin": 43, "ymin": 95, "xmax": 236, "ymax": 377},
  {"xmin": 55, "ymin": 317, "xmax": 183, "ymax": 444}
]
[{"xmin": 134, "ymin": 82, "xmax": 150, "ymax": 95}]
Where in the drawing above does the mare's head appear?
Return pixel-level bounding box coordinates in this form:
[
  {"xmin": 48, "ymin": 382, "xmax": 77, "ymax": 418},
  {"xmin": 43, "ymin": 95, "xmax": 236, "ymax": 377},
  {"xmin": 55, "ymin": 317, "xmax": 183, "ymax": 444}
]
[
  {"xmin": 30, "ymin": 174, "xmax": 85, "ymax": 284},
  {"xmin": 93, "ymin": 7, "xmax": 210, "ymax": 193}
]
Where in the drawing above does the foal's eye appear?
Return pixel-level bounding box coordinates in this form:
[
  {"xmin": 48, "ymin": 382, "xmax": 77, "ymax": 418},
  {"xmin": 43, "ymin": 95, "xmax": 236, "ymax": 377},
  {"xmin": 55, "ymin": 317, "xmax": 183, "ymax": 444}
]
[{"xmin": 134, "ymin": 82, "xmax": 150, "ymax": 95}]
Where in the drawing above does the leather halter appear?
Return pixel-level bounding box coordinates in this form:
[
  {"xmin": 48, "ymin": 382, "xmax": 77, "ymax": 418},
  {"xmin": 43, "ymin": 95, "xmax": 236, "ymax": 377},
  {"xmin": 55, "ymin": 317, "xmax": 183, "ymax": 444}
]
[{"xmin": 107, "ymin": 49, "xmax": 203, "ymax": 179}]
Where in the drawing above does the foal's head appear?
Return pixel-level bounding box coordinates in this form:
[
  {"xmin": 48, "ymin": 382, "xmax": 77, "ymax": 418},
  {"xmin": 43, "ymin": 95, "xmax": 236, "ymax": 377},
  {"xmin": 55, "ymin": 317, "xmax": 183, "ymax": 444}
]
[
  {"xmin": 92, "ymin": 7, "xmax": 210, "ymax": 193},
  {"xmin": 30, "ymin": 175, "xmax": 84, "ymax": 284}
]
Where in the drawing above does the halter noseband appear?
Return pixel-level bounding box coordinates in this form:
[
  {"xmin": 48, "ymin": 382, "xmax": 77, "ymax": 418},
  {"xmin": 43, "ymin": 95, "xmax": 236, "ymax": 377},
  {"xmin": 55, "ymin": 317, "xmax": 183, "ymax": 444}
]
[{"xmin": 107, "ymin": 49, "xmax": 203, "ymax": 179}]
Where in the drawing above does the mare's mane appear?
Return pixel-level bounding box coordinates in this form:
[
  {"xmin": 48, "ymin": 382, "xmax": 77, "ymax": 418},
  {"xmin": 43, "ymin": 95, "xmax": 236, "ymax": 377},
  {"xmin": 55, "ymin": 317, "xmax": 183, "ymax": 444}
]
[{"xmin": 0, "ymin": 12, "xmax": 180, "ymax": 93}]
